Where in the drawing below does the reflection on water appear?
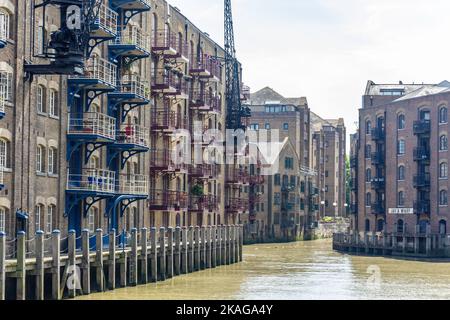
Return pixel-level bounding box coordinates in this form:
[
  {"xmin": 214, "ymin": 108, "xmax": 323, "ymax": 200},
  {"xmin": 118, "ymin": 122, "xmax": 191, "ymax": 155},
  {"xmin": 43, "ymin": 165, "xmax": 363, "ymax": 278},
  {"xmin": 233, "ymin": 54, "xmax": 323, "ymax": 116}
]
[{"xmin": 75, "ymin": 240, "xmax": 450, "ymax": 300}]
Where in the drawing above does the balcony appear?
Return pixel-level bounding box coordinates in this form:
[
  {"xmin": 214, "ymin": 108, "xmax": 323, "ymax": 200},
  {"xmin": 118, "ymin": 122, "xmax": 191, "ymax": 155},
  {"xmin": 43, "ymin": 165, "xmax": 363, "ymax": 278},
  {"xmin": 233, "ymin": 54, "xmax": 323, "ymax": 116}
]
[
  {"xmin": 152, "ymin": 30, "xmax": 189, "ymax": 62},
  {"xmin": 150, "ymin": 149, "xmax": 187, "ymax": 173},
  {"xmin": 371, "ymin": 177, "xmax": 385, "ymax": 190},
  {"xmin": 66, "ymin": 169, "xmax": 116, "ymax": 195},
  {"xmin": 108, "ymin": 76, "xmax": 150, "ymax": 107},
  {"xmin": 414, "ymin": 200, "xmax": 431, "ymax": 215},
  {"xmin": 189, "ymin": 54, "xmax": 221, "ymax": 81},
  {"xmin": 189, "ymin": 195, "xmax": 219, "ymax": 212},
  {"xmin": 114, "ymin": 124, "xmax": 149, "ymax": 151},
  {"xmin": 413, "ymin": 120, "xmax": 431, "ymax": 135},
  {"xmin": 371, "ymin": 152, "xmax": 385, "ymax": 166},
  {"xmin": 350, "ymin": 204, "xmax": 358, "ymax": 215},
  {"xmin": 116, "ymin": 174, "xmax": 149, "ymax": 196},
  {"xmin": 151, "ymin": 69, "xmax": 187, "ymax": 97},
  {"xmin": 350, "ymin": 156, "xmax": 358, "ymax": 168},
  {"xmin": 371, "ymin": 202, "xmax": 385, "ymax": 215},
  {"xmin": 413, "ymin": 173, "xmax": 431, "ymax": 189},
  {"xmin": 413, "ymin": 147, "xmax": 430, "ymax": 162},
  {"xmin": 69, "ymin": 57, "xmax": 117, "ymax": 91},
  {"xmin": 225, "ymin": 198, "xmax": 249, "ymax": 213},
  {"xmin": 91, "ymin": 4, "xmax": 118, "ymax": 39},
  {"xmin": 351, "ymin": 178, "xmax": 358, "ymax": 191},
  {"xmin": 109, "ymin": 28, "xmax": 150, "ymax": 60},
  {"xmin": 151, "ymin": 108, "xmax": 189, "ymax": 132},
  {"xmin": 149, "ymin": 189, "xmax": 188, "ymax": 211},
  {"xmin": 249, "ymin": 175, "xmax": 265, "ymax": 184},
  {"xmin": 226, "ymin": 168, "xmax": 249, "ymax": 185},
  {"xmin": 371, "ymin": 127, "xmax": 385, "ymax": 141},
  {"xmin": 190, "ymin": 164, "xmax": 219, "ymax": 179},
  {"xmin": 190, "ymin": 91, "xmax": 221, "ymax": 114},
  {"xmin": 67, "ymin": 112, "xmax": 116, "ymax": 142}
]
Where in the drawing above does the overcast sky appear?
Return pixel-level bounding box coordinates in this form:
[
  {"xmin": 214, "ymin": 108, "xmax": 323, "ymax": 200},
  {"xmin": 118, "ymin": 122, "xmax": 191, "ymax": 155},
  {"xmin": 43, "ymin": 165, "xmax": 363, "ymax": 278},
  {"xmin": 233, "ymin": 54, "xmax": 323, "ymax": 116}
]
[{"xmin": 169, "ymin": 0, "xmax": 450, "ymax": 141}]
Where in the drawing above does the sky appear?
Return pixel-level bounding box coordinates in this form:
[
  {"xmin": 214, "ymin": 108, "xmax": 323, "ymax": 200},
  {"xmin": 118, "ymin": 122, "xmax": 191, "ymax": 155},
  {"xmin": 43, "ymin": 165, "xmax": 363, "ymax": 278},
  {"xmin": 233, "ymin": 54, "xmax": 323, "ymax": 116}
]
[{"xmin": 169, "ymin": 0, "xmax": 450, "ymax": 143}]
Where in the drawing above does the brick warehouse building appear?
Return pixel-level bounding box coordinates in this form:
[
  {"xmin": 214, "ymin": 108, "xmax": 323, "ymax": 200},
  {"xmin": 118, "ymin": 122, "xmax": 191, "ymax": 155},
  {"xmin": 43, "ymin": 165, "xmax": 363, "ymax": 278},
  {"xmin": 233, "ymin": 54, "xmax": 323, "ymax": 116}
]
[
  {"xmin": 351, "ymin": 80, "xmax": 450, "ymax": 237},
  {"xmin": 0, "ymin": 0, "xmax": 250, "ymax": 240}
]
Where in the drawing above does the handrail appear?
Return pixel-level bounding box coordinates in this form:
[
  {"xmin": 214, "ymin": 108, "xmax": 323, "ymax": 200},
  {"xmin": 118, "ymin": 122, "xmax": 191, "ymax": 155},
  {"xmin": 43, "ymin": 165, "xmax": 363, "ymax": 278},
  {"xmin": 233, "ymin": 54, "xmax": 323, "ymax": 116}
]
[{"xmin": 67, "ymin": 112, "xmax": 116, "ymax": 140}]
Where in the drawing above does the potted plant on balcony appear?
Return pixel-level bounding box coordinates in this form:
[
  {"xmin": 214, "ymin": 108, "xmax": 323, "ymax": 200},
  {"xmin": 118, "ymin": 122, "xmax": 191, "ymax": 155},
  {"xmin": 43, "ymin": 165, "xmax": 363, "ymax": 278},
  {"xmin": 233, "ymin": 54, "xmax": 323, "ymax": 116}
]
[{"xmin": 191, "ymin": 184, "xmax": 204, "ymax": 210}]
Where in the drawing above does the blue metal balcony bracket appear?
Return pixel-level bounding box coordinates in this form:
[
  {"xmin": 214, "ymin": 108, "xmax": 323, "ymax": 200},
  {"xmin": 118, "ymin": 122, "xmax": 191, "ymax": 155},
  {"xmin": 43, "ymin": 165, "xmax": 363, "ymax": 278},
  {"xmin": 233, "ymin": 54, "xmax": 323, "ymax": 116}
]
[
  {"xmin": 109, "ymin": 1, "xmax": 151, "ymax": 27},
  {"xmin": 64, "ymin": 193, "xmax": 112, "ymax": 219},
  {"xmin": 107, "ymin": 148, "xmax": 147, "ymax": 170},
  {"xmin": 68, "ymin": 84, "xmax": 115, "ymax": 111},
  {"xmin": 107, "ymin": 98, "xmax": 149, "ymax": 122},
  {"xmin": 105, "ymin": 196, "xmax": 148, "ymax": 232},
  {"xmin": 0, "ymin": 111, "xmax": 5, "ymax": 120},
  {"xmin": 66, "ymin": 140, "xmax": 111, "ymax": 163}
]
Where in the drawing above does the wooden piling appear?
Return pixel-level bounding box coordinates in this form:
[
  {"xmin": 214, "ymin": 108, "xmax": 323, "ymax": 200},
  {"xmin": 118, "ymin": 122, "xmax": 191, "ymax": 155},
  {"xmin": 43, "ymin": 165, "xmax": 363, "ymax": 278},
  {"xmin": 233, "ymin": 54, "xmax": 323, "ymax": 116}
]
[
  {"xmin": 167, "ymin": 227, "xmax": 174, "ymax": 278},
  {"xmin": 200, "ymin": 226, "xmax": 206, "ymax": 270},
  {"xmin": 226, "ymin": 225, "xmax": 231, "ymax": 265},
  {"xmin": 108, "ymin": 229, "xmax": 116, "ymax": 290},
  {"xmin": 194, "ymin": 226, "xmax": 200, "ymax": 271},
  {"xmin": 150, "ymin": 227, "xmax": 157, "ymax": 282},
  {"xmin": 206, "ymin": 226, "xmax": 212, "ymax": 269},
  {"xmin": 188, "ymin": 226, "xmax": 194, "ymax": 272},
  {"xmin": 240, "ymin": 225, "xmax": 244, "ymax": 262},
  {"xmin": 217, "ymin": 226, "xmax": 222, "ymax": 266},
  {"xmin": 211, "ymin": 226, "xmax": 217, "ymax": 268},
  {"xmin": 95, "ymin": 229, "xmax": 104, "ymax": 291},
  {"xmin": 234, "ymin": 225, "xmax": 239, "ymax": 263},
  {"xmin": 51, "ymin": 230, "xmax": 61, "ymax": 300},
  {"xmin": 221, "ymin": 225, "xmax": 226, "ymax": 265},
  {"xmin": 181, "ymin": 227, "xmax": 188, "ymax": 274},
  {"xmin": 129, "ymin": 229, "xmax": 138, "ymax": 286},
  {"xmin": 174, "ymin": 227, "xmax": 181, "ymax": 276},
  {"xmin": 67, "ymin": 230, "xmax": 76, "ymax": 298},
  {"xmin": 81, "ymin": 230, "xmax": 90, "ymax": 295},
  {"xmin": 230, "ymin": 226, "xmax": 235, "ymax": 264},
  {"xmin": 0, "ymin": 232, "xmax": 5, "ymax": 300},
  {"xmin": 118, "ymin": 232, "xmax": 127, "ymax": 288},
  {"xmin": 159, "ymin": 227, "xmax": 166, "ymax": 281},
  {"xmin": 140, "ymin": 228, "xmax": 148, "ymax": 284},
  {"xmin": 35, "ymin": 231, "xmax": 44, "ymax": 300}
]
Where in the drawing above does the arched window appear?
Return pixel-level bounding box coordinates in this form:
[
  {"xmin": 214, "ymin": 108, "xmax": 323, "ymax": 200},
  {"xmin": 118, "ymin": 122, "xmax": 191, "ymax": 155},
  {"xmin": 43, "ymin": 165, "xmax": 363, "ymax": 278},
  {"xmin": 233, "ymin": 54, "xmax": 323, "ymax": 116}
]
[
  {"xmin": 365, "ymin": 193, "xmax": 372, "ymax": 207},
  {"xmin": 0, "ymin": 70, "xmax": 12, "ymax": 102},
  {"xmin": 365, "ymin": 219, "xmax": 370, "ymax": 232},
  {"xmin": 88, "ymin": 207, "xmax": 97, "ymax": 234},
  {"xmin": 36, "ymin": 145, "xmax": 45, "ymax": 173},
  {"xmin": 397, "ymin": 219, "xmax": 404, "ymax": 233},
  {"xmin": 365, "ymin": 145, "xmax": 372, "ymax": 159},
  {"xmin": 0, "ymin": 207, "xmax": 5, "ymax": 233},
  {"xmin": 366, "ymin": 121, "xmax": 371, "ymax": 135},
  {"xmin": 88, "ymin": 155, "xmax": 99, "ymax": 169},
  {"xmin": 397, "ymin": 139, "xmax": 406, "ymax": 155},
  {"xmin": 0, "ymin": 9, "xmax": 10, "ymax": 40},
  {"xmin": 440, "ymin": 162, "xmax": 448, "ymax": 179},
  {"xmin": 440, "ymin": 135, "xmax": 448, "ymax": 151},
  {"xmin": 366, "ymin": 168, "xmax": 372, "ymax": 183},
  {"xmin": 377, "ymin": 219, "xmax": 384, "ymax": 232},
  {"xmin": 49, "ymin": 89, "xmax": 59, "ymax": 117},
  {"xmin": 36, "ymin": 85, "xmax": 45, "ymax": 113},
  {"xmin": 46, "ymin": 204, "xmax": 55, "ymax": 234},
  {"xmin": 398, "ymin": 165, "xmax": 406, "ymax": 181},
  {"xmin": 440, "ymin": 190, "xmax": 448, "ymax": 206},
  {"xmin": 398, "ymin": 191, "xmax": 405, "ymax": 207},
  {"xmin": 0, "ymin": 138, "xmax": 8, "ymax": 168},
  {"xmin": 48, "ymin": 147, "xmax": 57, "ymax": 175},
  {"xmin": 439, "ymin": 220, "xmax": 447, "ymax": 235},
  {"xmin": 440, "ymin": 106, "xmax": 448, "ymax": 124},
  {"xmin": 398, "ymin": 114, "xmax": 406, "ymax": 130},
  {"xmin": 35, "ymin": 203, "xmax": 44, "ymax": 232}
]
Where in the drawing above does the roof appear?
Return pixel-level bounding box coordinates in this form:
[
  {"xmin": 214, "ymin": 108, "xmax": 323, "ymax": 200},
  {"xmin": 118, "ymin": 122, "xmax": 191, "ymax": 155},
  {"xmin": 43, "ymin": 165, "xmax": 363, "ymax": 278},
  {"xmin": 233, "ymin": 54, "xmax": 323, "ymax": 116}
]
[
  {"xmin": 364, "ymin": 80, "xmax": 433, "ymax": 96},
  {"xmin": 393, "ymin": 81, "xmax": 450, "ymax": 102},
  {"xmin": 249, "ymin": 87, "xmax": 308, "ymax": 107}
]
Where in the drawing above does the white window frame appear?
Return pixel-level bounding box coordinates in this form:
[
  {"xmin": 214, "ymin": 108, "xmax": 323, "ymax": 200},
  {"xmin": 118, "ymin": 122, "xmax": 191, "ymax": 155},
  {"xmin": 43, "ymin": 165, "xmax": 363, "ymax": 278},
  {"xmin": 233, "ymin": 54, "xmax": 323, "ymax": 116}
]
[
  {"xmin": 48, "ymin": 147, "xmax": 57, "ymax": 175},
  {"xmin": 0, "ymin": 139, "xmax": 6, "ymax": 169},
  {"xmin": 0, "ymin": 9, "xmax": 10, "ymax": 41},
  {"xmin": 88, "ymin": 207, "xmax": 96, "ymax": 234},
  {"xmin": 49, "ymin": 89, "xmax": 57, "ymax": 117},
  {"xmin": 0, "ymin": 207, "xmax": 5, "ymax": 233},
  {"xmin": 46, "ymin": 205, "xmax": 53, "ymax": 234},
  {"xmin": 37, "ymin": 85, "xmax": 44, "ymax": 113},
  {"xmin": 36, "ymin": 145, "xmax": 44, "ymax": 173},
  {"xmin": 35, "ymin": 204, "xmax": 42, "ymax": 232}
]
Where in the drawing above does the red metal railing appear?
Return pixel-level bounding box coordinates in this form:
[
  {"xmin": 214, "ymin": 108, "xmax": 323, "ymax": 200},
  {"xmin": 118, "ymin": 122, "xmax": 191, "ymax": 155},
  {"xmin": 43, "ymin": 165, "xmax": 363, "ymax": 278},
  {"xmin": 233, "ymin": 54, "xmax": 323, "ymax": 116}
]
[
  {"xmin": 189, "ymin": 195, "xmax": 219, "ymax": 212},
  {"xmin": 227, "ymin": 168, "xmax": 249, "ymax": 184},
  {"xmin": 189, "ymin": 54, "xmax": 221, "ymax": 80},
  {"xmin": 151, "ymin": 107, "xmax": 189, "ymax": 131},
  {"xmin": 190, "ymin": 91, "xmax": 221, "ymax": 113},
  {"xmin": 149, "ymin": 189, "xmax": 188, "ymax": 210},
  {"xmin": 152, "ymin": 30, "xmax": 188, "ymax": 60},
  {"xmin": 150, "ymin": 149, "xmax": 187, "ymax": 171},
  {"xmin": 249, "ymin": 175, "xmax": 265, "ymax": 184},
  {"xmin": 190, "ymin": 164, "xmax": 219, "ymax": 178},
  {"xmin": 226, "ymin": 198, "xmax": 249, "ymax": 213},
  {"xmin": 151, "ymin": 69, "xmax": 180, "ymax": 92}
]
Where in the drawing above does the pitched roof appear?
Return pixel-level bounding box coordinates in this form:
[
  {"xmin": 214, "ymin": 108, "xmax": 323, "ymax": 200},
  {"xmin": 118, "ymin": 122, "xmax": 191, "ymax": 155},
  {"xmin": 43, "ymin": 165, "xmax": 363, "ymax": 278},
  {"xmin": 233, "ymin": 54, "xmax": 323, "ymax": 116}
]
[{"xmin": 250, "ymin": 87, "xmax": 308, "ymax": 107}]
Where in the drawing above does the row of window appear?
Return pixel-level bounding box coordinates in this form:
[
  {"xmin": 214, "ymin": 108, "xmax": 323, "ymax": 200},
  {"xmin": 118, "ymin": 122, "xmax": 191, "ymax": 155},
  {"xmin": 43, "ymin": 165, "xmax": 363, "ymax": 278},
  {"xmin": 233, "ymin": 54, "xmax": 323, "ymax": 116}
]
[
  {"xmin": 364, "ymin": 163, "xmax": 449, "ymax": 182},
  {"xmin": 364, "ymin": 191, "xmax": 448, "ymax": 207},
  {"xmin": 249, "ymin": 123, "xmax": 290, "ymax": 131},
  {"xmin": 36, "ymin": 85, "xmax": 59, "ymax": 118},
  {"xmin": 36, "ymin": 145, "xmax": 58, "ymax": 175},
  {"xmin": 364, "ymin": 219, "xmax": 447, "ymax": 234}
]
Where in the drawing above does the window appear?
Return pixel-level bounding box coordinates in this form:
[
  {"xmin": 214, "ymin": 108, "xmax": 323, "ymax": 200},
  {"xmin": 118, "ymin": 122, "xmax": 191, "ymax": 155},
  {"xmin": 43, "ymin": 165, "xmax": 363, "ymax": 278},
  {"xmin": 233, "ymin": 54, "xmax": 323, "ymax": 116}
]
[
  {"xmin": 366, "ymin": 168, "xmax": 372, "ymax": 183},
  {"xmin": 365, "ymin": 121, "xmax": 372, "ymax": 135},
  {"xmin": 48, "ymin": 147, "xmax": 57, "ymax": 175},
  {"xmin": 0, "ymin": 207, "xmax": 4, "ymax": 233},
  {"xmin": 397, "ymin": 140, "xmax": 405, "ymax": 155},
  {"xmin": 274, "ymin": 174, "xmax": 281, "ymax": 186},
  {"xmin": 440, "ymin": 135, "xmax": 448, "ymax": 151},
  {"xmin": 440, "ymin": 107, "xmax": 448, "ymax": 124},
  {"xmin": 46, "ymin": 205, "xmax": 54, "ymax": 234},
  {"xmin": 398, "ymin": 166, "xmax": 405, "ymax": 181},
  {"xmin": 398, "ymin": 114, "xmax": 406, "ymax": 130},
  {"xmin": 440, "ymin": 162, "xmax": 448, "ymax": 179},
  {"xmin": 0, "ymin": 9, "xmax": 10, "ymax": 40},
  {"xmin": 88, "ymin": 207, "xmax": 96, "ymax": 233},
  {"xmin": 37, "ymin": 85, "xmax": 45, "ymax": 113},
  {"xmin": 290, "ymin": 175, "xmax": 296, "ymax": 187},
  {"xmin": 398, "ymin": 191, "xmax": 405, "ymax": 207},
  {"xmin": 274, "ymin": 193, "xmax": 281, "ymax": 205},
  {"xmin": 440, "ymin": 190, "xmax": 448, "ymax": 206},
  {"xmin": 49, "ymin": 89, "xmax": 59, "ymax": 117},
  {"xmin": 35, "ymin": 204, "xmax": 43, "ymax": 232},
  {"xmin": 283, "ymin": 123, "xmax": 289, "ymax": 130},
  {"xmin": 365, "ymin": 219, "xmax": 370, "ymax": 232},
  {"xmin": 365, "ymin": 193, "xmax": 372, "ymax": 207},
  {"xmin": 439, "ymin": 220, "xmax": 447, "ymax": 235},
  {"xmin": 265, "ymin": 123, "xmax": 270, "ymax": 130},
  {"xmin": 36, "ymin": 145, "xmax": 44, "ymax": 173},
  {"xmin": 0, "ymin": 138, "xmax": 7, "ymax": 168},
  {"xmin": 285, "ymin": 157, "xmax": 294, "ymax": 170},
  {"xmin": 377, "ymin": 219, "xmax": 384, "ymax": 232},
  {"xmin": 365, "ymin": 145, "xmax": 372, "ymax": 159},
  {"xmin": 397, "ymin": 219, "xmax": 404, "ymax": 233},
  {"xmin": 250, "ymin": 123, "xmax": 259, "ymax": 130},
  {"xmin": 0, "ymin": 71, "xmax": 12, "ymax": 102}
]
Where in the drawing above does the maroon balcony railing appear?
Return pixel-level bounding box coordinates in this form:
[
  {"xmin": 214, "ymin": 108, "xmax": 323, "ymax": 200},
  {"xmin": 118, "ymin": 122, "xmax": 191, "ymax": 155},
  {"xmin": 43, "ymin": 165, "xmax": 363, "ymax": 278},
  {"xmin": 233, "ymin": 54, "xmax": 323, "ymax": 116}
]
[
  {"xmin": 190, "ymin": 164, "xmax": 220, "ymax": 179},
  {"xmin": 226, "ymin": 198, "xmax": 249, "ymax": 213},
  {"xmin": 249, "ymin": 175, "xmax": 265, "ymax": 184},
  {"xmin": 151, "ymin": 69, "xmax": 180, "ymax": 93},
  {"xmin": 149, "ymin": 149, "xmax": 187, "ymax": 172},
  {"xmin": 189, "ymin": 195, "xmax": 219, "ymax": 212},
  {"xmin": 152, "ymin": 30, "xmax": 188, "ymax": 61},
  {"xmin": 151, "ymin": 108, "xmax": 189, "ymax": 132},
  {"xmin": 227, "ymin": 168, "xmax": 249, "ymax": 184},
  {"xmin": 190, "ymin": 91, "xmax": 221, "ymax": 113},
  {"xmin": 149, "ymin": 189, "xmax": 188, "ymax": 211},
  {"xmin": 189, "ymin": 54, "xmax": 221, "ymax": 80}
]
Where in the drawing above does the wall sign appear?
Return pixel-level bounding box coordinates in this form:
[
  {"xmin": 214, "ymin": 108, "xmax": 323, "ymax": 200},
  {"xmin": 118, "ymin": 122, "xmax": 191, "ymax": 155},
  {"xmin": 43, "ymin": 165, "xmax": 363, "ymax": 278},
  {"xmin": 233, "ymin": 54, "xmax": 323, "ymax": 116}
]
[{"xmin": 388, "ymin": 208, "xmax": 414, "ymax": 215}]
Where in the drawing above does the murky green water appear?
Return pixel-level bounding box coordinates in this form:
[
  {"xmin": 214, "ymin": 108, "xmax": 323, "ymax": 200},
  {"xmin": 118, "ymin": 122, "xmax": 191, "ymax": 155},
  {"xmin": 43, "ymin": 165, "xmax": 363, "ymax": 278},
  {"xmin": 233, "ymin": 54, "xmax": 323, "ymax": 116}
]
[{"xmin": 75, "ymin": 240, "xmax": 450, "ymax": 300}]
